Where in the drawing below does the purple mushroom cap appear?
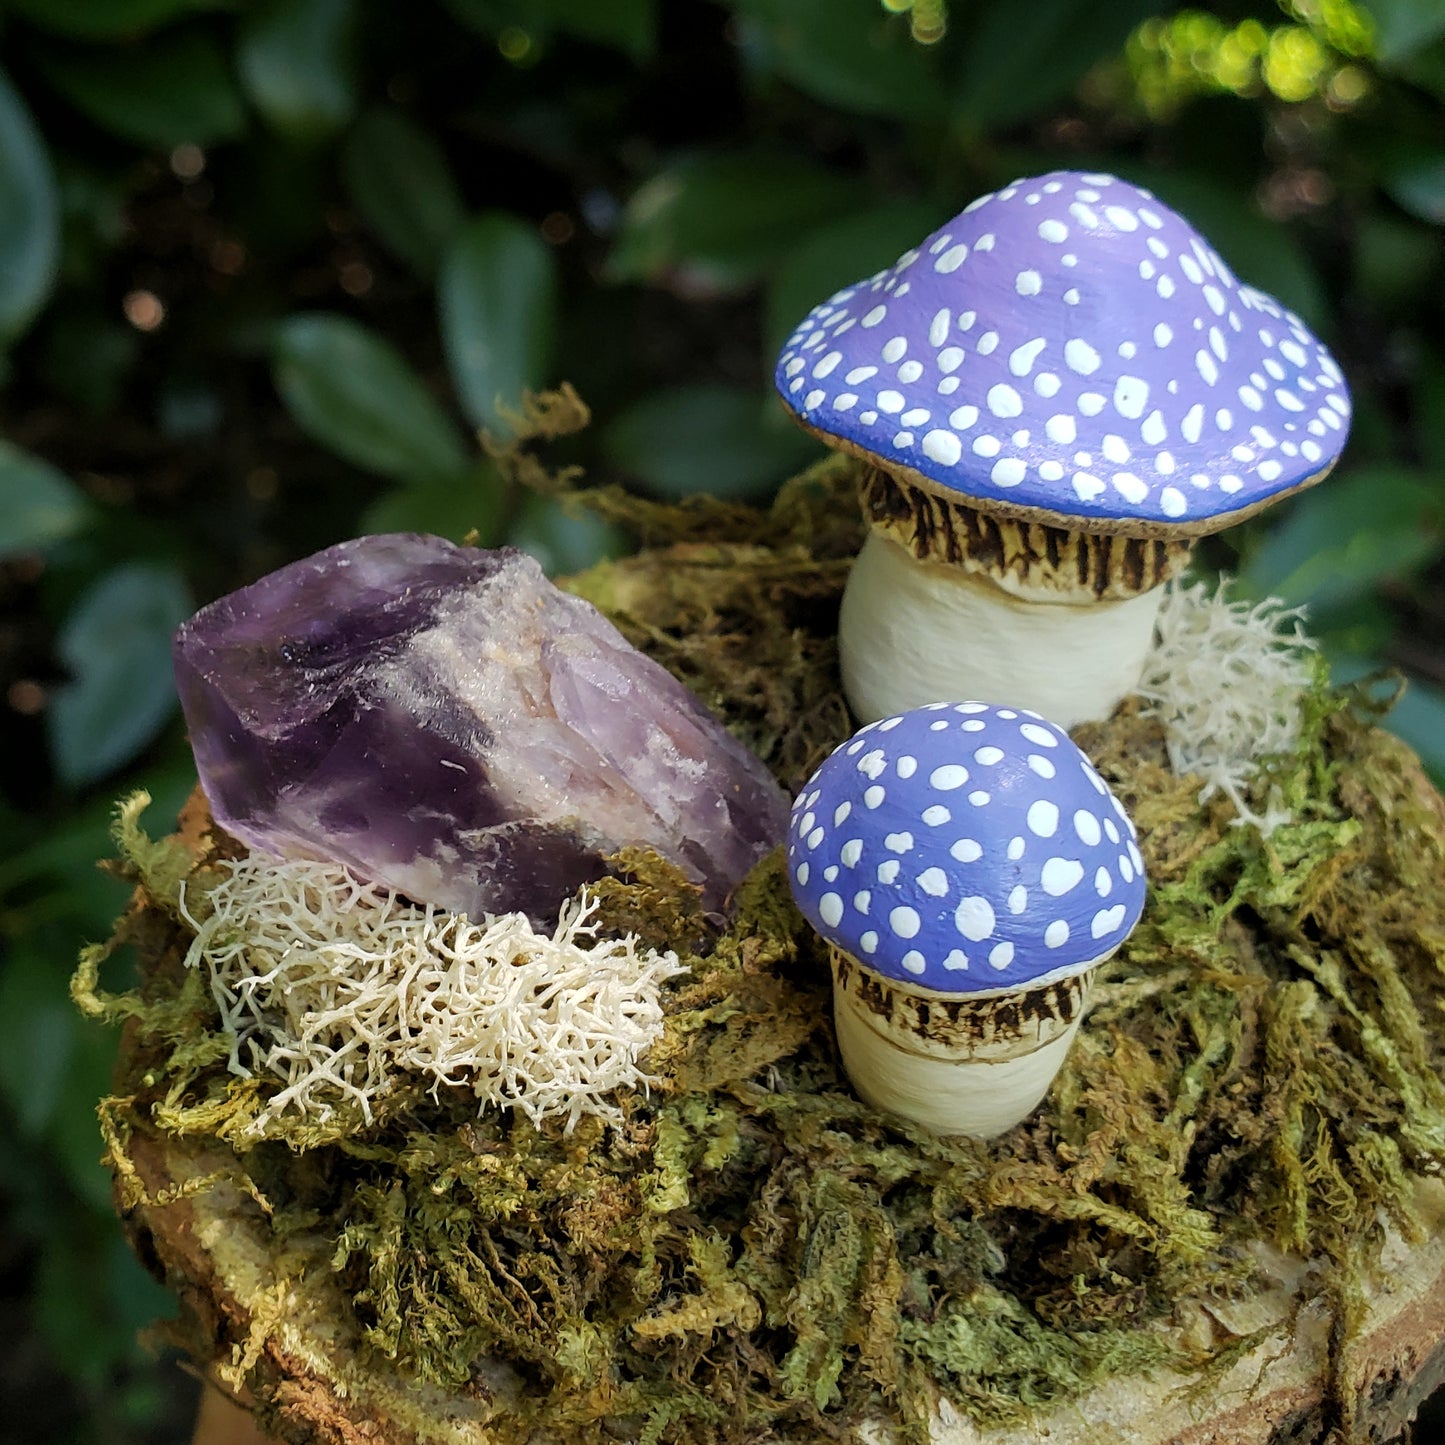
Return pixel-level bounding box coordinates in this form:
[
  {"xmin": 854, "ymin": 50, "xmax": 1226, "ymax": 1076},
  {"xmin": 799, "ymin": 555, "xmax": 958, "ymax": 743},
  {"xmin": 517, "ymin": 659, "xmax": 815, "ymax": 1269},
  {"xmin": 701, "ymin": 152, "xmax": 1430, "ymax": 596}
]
[
  {"xmin": 787, "ymin": 703, "xmax": 1147, "ymax": 994},
  {"xmin": 775, "ymin": 171, "xmax": 1349, "ymax": 533}
]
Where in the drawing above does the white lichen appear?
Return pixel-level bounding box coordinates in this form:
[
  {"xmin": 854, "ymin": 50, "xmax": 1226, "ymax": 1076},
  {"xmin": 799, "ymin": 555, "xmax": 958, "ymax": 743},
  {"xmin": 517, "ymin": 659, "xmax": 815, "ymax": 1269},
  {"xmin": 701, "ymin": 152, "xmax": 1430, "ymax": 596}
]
[
  {"xmin": 1136, "ymin": 577, "xmax": 1317, "ymax": 834},
  {"xmin": 178, "ymin": 857, "xmax": 687, "ymax": 1136}
]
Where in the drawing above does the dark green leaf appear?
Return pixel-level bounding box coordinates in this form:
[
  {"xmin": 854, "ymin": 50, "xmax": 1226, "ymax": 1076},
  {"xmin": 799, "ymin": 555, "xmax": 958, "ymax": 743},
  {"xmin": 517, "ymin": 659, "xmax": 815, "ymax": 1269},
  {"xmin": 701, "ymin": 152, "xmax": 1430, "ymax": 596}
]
[
  {"xmin": 603, "ymin": 384, "xmax": 817, "ymax": 500},
  {"xmin": 954, "ymin": 0, "xmax": 1159, "ymax": 131},
  {"xmin": 766, "ymin": 200, "xmax": 951, "ymax": 361},
  {"xmin": 238, "ymin": 0, "xmax": 357, "ymax": 142},
  {"xmin": 35, "ymin": 29, "xmax": 246, "ymax": 149},
  {"xmin": 273, "ymin": 313, "xmax": 470, "ymax": 481},
  {"xmin": 526, "ymin": 0, "xmax": 656, "ymax": 60},
  {"xmin": 1330, "ymin": 655, "xmax": 1445, "ymax": 787},
  {"xmin": 442, "ymin": 0, "xmax": 657, "ymax": 58},
  {"xmin": 0, "ymin": 67, "xmax": 60, "ymax": 342},
  {"xmin": 439, "ymin": 212, "xmax": 558, "ymax": 436},
  {"xmin": 1241, "ymin": 467, "xmax": 1441, "ymax": 611},
  {"xmin": 0, "ymin": 0, "xmax": 203, "ymax": 39},
  {"xmin": 361, "ymin": 464, "xmax": 503, "ymax": 543},
  {"xmin": 610, "ymin": 151, "xmax": 862, "ymax": 290},
  {"xmin": 48, "ymin": 562, "xmax": 192, "ymax": 788},
  {"xmin": 510, "ymin": 492, "xmax": 628, "ymax": 576},
  {"xmin": 1383, "ymin": 154, "xmax": 1445, "ymax": 224},
  {"xmin": 732, "ymin": 0, "xmax": 945, "ymax": 120},
  {"xmin": 0, "ymin": 442, "xmax": 90, "ymax": 556},
  {"xmin": 342, "ymin": 108, "xmax": 465, "ymax": 278},
  {"xmin": 0, "ymin": 943, "xmax": 78, "ymax": 1141},
  {"xmin": 1359, "ymin": 0, "xmax": 1445, "ymax": 64}
]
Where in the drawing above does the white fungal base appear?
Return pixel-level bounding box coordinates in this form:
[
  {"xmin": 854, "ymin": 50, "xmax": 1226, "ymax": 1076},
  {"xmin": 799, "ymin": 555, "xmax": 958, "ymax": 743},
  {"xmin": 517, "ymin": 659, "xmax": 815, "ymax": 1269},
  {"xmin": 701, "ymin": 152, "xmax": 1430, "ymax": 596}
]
[
  {"xmin": 830, "ymin": 952, "xmax": 1095, "ymax": 1138},
  {"xmin": 838, "ymin": 532, "xmax": 1164, "ymax": 729},
  {"xmin": 179, "ymin": 856, "xmax": 686, "ymax": 1137}
]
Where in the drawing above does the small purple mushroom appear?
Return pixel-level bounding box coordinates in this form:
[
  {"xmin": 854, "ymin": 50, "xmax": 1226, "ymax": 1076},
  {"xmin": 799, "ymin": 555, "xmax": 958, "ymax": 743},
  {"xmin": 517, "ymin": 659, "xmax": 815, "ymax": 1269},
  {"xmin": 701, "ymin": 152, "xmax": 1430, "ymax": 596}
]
[
  {"xmin": 774, "ymin": 171, "xmax": 1350, "ymax": 727},
  {"xmin": 787, "ymin": 702, "xmax": 1147, "ymax": 1136}
]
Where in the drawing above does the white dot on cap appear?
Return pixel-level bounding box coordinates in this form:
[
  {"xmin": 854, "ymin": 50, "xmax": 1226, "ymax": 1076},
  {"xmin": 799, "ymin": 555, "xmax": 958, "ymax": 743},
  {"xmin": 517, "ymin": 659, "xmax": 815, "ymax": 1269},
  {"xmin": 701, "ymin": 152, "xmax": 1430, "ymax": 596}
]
[
  {"xmin": 1040, "ymin": 857, "xmax": 1085, "ymax": 896},
  {"xmin": 1035, "ymin": 372, "xmax": 1062, "ymax": 398},
  {"xmin": 898, "ymin": 360, "xmax": 924, "ymax": 384},
  {"xmin": 891, "ymin": 906, "xmax": 921, "ymax": 938},
  {"xmin": 923, "ymin": 805, "xmax": 951, "ymax": 825},
  {"xmin": 922, "ymin": 429, "xmax": 962, "ymax": 466},
  {"xmin": 943, "ymin": 949, "xmax": 968, "ymax": 971},
  {"xmin": 1016, "ymin": 269, "xmax": 1042, "ymax": 296},
  {"xmin": 973, "ymin": 746, "xmax": 1004, "ymax": 765},
  {"xmin": 1160, "ymin": 486, "xmax": 1188, "ymax": 517},
  {"xmin": 1091, "ymin": 905, "xmax": 1127, "ymax": 939},
  {"xmin": 853, "ymin": 890, "xmax": 869, "ymax": 913},
  {"xmin": 934, "ymin": 243, "xmax": 969, "ymax": 273},
  {"xmin": 807, "ymin": 827, "xmax": 824, "ymax": 848},
  {"xmin": 1039, "ymin": 219, "xmax": 1068, "ymax": 243},
  {"xmin": 882, "ymin": 336, "xmax": 908, "ymax": 363},
  {"xmin": 864, "ymin": 785, "xmax": 886, "ymax": 808},
  {"xmin": 989, "ymin": 941, "xmax": 1014, "ymax": 970},
  {"xmin": 896, "ymin": 755, "xmax": 917, "ymax": 778},
  {"xmin": 955, "ymin": 896, "xmax": 995, "ymax": 941},
  {"xmin": 968, "ymin": 790, "xmax": 991, "ymax": 805},
  {"xmin": 1074, "ymin": 810, "xmax": 1101, "ymax": 846},
  {"xmin": 950, "ymin": 837, "xmax": 981, "ymax": 862},
  {"xmin": 804, "ymin": 390, "xmax": 824, "ymax": 409},
  {"xmin": 840, "ymin": 839, "xmax": 862, "ymax": 866},
  {"xmin": 929, "ymin": 309, "xmax": 951, "ymax": 347},
  {"xmin": 860, "ymin": 930, "xmax": 878, "ymax": 953},
  {"xmin": 930, "ymin": 764, "xmax": 968, "ymax": 791},
  {"xmin": 1044, "ymin": 919, "xmax": 1070, "ymax": 948},
  {"xmin": 819, "ymin": 893, "xmax": 843, "ymax": 926},
  {"xmin": 885, "ymin": 832, "xmax": 914, "ymax": 854},
  {"xmin": 1027, "ymin": 799, "xmax": 1059, "ymax": 837},
  {"xmin": 1095, "ymin": 866, "xmax": 1112, "ymax": 896},
  {"xmin": 1010, "ymin": 338, "xmax": 1047, "ymax": 376},
  {"xmin": 901, "ymin": 951, "xmax": 926, "ymax": 975},
  {"xmin": 1028, "ymin": 754, "xmax": 1056, "ymax": 778},
  {"xmin": 862, "ymin": 305, "xmax": 886, "ymax": 327},
  {"xmin": 1019, "ymin": 722, "xmax": 1058, "ymax": 748},
  {"xmin": 1007, "ymin": 884, "xmax": 1027, "ymax": 914},
  {"xmin": 987, "ymin": 383, "xmax": 1023, "ymax": 418},
  {"xmin": 796, "ymin": 862, "xmax": 809, "ymax": 886},
  {"xmin": 1007, "ymin": 836, "xmax": 1026, "ymax": 861},
  {"xmin": 918, "ymin": 867, "xmax": 949, "ymax": 897},
  {"xmin": 878, "ymin": 859, "xmax": 900, "ymax": 884},
  {"xmin": 1065, "ymin": 339, "xmax": 1100, "ymax": 375},
  {"xmin": 992, "ymin": 458, "xmax": 1027, "ymax": 486}
]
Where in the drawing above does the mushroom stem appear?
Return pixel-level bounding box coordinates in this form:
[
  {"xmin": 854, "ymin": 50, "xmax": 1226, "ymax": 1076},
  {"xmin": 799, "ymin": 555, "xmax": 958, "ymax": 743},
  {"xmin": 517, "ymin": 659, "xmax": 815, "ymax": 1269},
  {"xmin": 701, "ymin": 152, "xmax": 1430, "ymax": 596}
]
[
  {"xmin": 830, "ymin": 947, "xmax": 1096, "ymax": 1137},
  {"xmin": 839, "ymin": 531, "xmax": 1166, "ymax": 728}
]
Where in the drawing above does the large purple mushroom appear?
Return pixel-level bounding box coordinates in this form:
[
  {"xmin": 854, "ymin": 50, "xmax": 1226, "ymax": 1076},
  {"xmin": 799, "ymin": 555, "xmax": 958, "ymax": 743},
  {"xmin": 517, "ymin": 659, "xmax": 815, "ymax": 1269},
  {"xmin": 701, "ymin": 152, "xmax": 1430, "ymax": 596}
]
[
  {"xmin": 774, "ymin": 170, "xmax": 1350, "ymax": 727},
  {"xmin": 788, "ymin": 702, "xmax": 1147, "ymax": 1136}
]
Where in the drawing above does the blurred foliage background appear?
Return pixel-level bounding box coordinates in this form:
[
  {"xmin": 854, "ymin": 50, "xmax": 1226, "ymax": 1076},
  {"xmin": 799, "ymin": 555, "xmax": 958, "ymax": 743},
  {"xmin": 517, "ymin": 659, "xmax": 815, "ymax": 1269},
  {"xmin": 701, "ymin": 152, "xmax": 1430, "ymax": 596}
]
[{"xmin": 1, "ymin": 0, "xmax": 1443, "ymax": 1439}]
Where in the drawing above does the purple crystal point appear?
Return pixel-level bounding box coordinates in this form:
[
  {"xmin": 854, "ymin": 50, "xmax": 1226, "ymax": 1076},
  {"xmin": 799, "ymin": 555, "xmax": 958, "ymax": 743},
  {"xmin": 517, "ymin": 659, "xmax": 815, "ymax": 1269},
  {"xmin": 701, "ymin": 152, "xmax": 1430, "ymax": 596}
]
[{"xmin": 174, "ymin": 535, "xmax": 789, "ymax": 920}]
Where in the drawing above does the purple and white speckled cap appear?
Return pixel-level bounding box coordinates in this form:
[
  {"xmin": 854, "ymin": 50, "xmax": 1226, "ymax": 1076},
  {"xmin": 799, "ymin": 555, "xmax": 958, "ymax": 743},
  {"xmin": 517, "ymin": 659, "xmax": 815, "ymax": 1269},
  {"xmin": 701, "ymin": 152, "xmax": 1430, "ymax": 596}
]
[
  {"xmin": 787, "ymin": 703, "xmax": 1147, "ymax": 995},
  {"xmin": 775, "ymin": 171, "xmax": 1350, "ymax": 533}
]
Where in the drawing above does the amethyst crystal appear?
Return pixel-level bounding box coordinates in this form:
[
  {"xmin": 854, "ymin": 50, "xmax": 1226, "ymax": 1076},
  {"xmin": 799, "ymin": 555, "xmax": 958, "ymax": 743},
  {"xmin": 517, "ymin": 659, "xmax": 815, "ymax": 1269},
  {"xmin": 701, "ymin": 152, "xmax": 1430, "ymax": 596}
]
[{"xmin": 174, "ymin": 535, "xmax": 789, "ymax": 921}]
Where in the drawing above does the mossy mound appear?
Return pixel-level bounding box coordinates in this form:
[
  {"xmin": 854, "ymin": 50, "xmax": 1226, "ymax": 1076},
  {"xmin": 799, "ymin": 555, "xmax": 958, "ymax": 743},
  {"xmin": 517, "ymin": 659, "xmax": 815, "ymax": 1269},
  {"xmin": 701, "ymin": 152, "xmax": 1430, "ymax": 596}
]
[{"xmin": 75, "ymin": 451, "xmax": 1445, "ymax": 1444}]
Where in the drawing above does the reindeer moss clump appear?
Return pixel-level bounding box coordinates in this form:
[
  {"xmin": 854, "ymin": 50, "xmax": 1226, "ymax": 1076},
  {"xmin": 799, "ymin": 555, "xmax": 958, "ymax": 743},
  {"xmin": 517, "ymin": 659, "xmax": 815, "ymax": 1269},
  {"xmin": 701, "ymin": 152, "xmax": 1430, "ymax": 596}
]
[{"xmin": 75, "ymin": 453, "xmax": 1445, "ymax": 1445}]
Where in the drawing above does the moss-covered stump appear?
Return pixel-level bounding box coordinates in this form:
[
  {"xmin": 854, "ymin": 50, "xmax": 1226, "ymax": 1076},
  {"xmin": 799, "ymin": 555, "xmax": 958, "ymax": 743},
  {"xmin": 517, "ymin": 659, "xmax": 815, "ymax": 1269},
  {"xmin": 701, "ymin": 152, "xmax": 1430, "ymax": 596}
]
[{"xmin": 75, "ymin": 461, "xmax": 1445, "ymax": 1444}]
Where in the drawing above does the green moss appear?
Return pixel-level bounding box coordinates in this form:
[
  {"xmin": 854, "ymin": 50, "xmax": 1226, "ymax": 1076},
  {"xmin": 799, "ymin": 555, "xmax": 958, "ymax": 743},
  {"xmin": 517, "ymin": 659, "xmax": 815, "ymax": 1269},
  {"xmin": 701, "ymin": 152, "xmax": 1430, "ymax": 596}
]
[{"xmin": 79, "ymin": 451, "xmax": 1445, "ymax": 1443}]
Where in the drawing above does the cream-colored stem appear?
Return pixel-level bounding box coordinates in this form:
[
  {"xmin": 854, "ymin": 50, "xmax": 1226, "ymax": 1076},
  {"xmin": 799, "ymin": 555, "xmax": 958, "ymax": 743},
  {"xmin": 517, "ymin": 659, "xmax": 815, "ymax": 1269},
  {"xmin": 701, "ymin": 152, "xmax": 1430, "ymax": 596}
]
[
  {"xmin": 838, "ymin": 531, "xmax": 1165, "ymax": 728},
  {"xmin": 832, "ymin": 980, "xmax": 1082, "ymax": 1138}
]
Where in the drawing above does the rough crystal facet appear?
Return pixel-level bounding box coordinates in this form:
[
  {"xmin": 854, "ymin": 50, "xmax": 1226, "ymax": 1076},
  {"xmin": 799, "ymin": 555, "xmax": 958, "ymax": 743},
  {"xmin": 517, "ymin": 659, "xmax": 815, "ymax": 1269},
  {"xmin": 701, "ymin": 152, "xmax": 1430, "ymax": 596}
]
[{"xmin": 173, "ymin": 535, "xmax": 790, "ymax": 921}]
